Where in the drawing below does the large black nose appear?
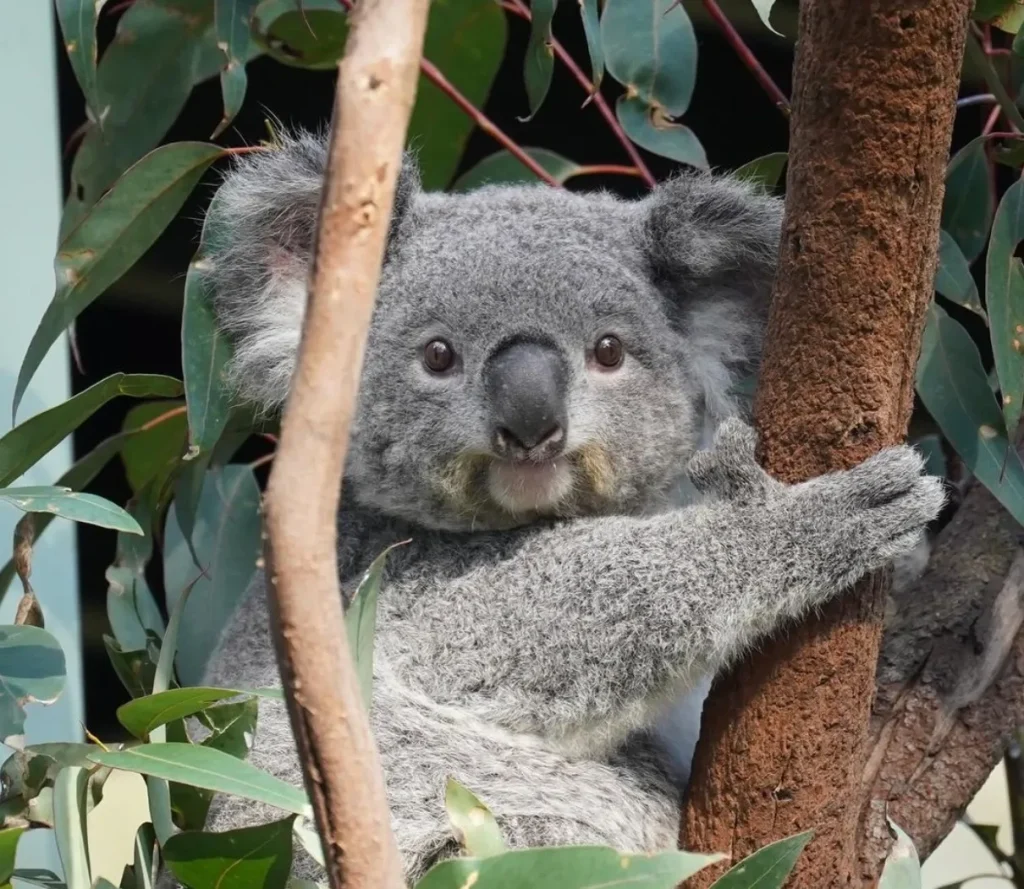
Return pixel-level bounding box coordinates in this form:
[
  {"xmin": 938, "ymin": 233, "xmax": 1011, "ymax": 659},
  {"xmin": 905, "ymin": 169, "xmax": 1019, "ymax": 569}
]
[{"xmin": 484, "ymin": 340, "xmax": 568, "ymax": 457}]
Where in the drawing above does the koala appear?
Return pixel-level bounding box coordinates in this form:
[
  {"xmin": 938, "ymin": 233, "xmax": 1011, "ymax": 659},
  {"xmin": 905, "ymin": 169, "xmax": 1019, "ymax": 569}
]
[{"xmin": 191, "ymin": 131, "xmax": 943, "ymax": 884}]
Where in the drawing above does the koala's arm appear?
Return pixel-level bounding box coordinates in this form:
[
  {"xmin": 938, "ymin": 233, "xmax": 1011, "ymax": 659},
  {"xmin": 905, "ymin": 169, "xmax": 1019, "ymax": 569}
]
[{"xmin": 385, "ymin": 422, "xmax": 944, "ymax": 748}]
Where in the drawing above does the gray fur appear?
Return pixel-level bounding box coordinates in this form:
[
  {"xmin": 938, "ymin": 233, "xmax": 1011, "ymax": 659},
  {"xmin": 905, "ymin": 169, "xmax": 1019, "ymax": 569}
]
[{"xmin": 192, "ymin": 131, "xmax": 943, "ymax": 884}]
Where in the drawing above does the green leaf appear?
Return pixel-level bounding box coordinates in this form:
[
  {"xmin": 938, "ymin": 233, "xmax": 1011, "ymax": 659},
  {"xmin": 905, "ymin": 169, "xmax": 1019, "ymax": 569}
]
[
  {"xmin": 117, "ymin": 687, "xmax": 281, "ymax": 739},
  {"xmin": 0, "ymin": 827, "xmax": 25, "ymax": 885},
  {"xmin": 16, "ymin": 142, "xmax": 222, "ymax": 420},
  {"xmin": 88, "ymin": 744, "xmax": 310, "ymax": 818},
  {"xmin": 0, "ymin": 374, "xmax": 183, "ymax": 488},
  {"xmin": 132, "ymin": 824, "xmax": 158, "ymax": 889},
  {"xmin": 290, "ymin": 821, "xmax": 324, "ymax": 870},
  {"xmin": 936, "ymin": 230, "xmax": 984, "ymax": 316},
  {"xmin": 164, "ymin": 817, "xmax": 295, "ymax": 889},
  {"xmin": 602, "ymin": 0, "xmax": 697, "ymax": 115},
  {"xmin": 579, "ymin": 0, "xmax": 603, "ymax": 93},
  {"xmin": 251, "ymin": 0, "xmax": 348, "ymax": 69},
  {"xmin": 749, "ymin": 0, "xmax": 782, "ymax": 35},
  {"xmin": 409, "ymin": 0, "xmax": 508, "ymax": 190},
  {"xmin": 986, "ymin": 178, "xmax": 1024, "ymax": 436},
  {"xmin": 916, "ymin": 303, "xmax": 1024, "ymax": 527},
  {"xmin": 103, "ymin": 636, "xmax": 158, "ymax": 700},
  {"xmin": 106, "ymin": 497, "xmax": 165, "ymax": 652},
  {"xmin": 878, "ymin": 819, "xmax": 921, "ymax": 889},
  {"xmin": 11, "ymin": 869, "xmax": 67, "ymax": 889},
  {"xmin": 213, "ymin": 0, "xmax": 260, "ymax": 138},
  {"xmin": 120, "ymin": 401, "xmax": 188, "ymax": 496},
  {"xmin": 163, "ymin": 466, "xmax": 262, "ymax": 686},
  {"xmin": 0, "ymin": 432, "xmax": 128, "ymax": 603},
  {"xmin": 0, "ymin": 488, "xmax": 142, "ymax": 535},
  {"xmin": 200, "ymin": 698, "xmax": 259, "ymax": 760},
  {"xmin": 912, "ymin": 433, "xmax": 948, "ymax": 480},
  {"xmin": 53, "ymin": 768, "xmax": 91, "ymax": 889},
  {"xmin": 417, "ymin": 846, "xmax": 724, "ymax": 889},
  {"xmin": 522, "ymin": 0, "xmax": 557, "ymax": 121},
  {"xmin": 182, "ymin": 190, "xmax": 234, "ymax": 457},
  {"xmin": 708, "ymin": 830, "xmax": 813, "ymax": 888},
  {"xmin": 733, "ymin": 152, "xmax": 787, "ymax": 190},
  {"xmin": 346, "ymin": 544, "xmax": 404, "ymax": 706},
  {"xmin": 55, "ymin": 0, "xmax": 110, "ymax": 122},
  {"xmin": 0, "ymin": 626, "xmax": 67, "ymax": 744},
  {"xmin": 615, "ymin": 96, "xmax": 708, "ymax": 168},
  {"xmin": 942, "ymin": 136, "xmax": 994, "ymax": 265},
  {"xmin": 444, "ymin": 779, "xmax": 505, "ymax": 858},
  {"xmin": 452, "ymin": 149, "xmax": 583, "ymax": 191}
]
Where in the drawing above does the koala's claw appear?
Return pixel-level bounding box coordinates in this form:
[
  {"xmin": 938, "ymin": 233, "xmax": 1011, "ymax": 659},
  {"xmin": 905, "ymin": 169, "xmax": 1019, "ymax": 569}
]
[
  {"xmin": 835, "ymin": 445, "xmax": 929, "ymax": 509},
  {"xmin": 686, "ymin": 419, "xmax": 772, "ymax": 501}
]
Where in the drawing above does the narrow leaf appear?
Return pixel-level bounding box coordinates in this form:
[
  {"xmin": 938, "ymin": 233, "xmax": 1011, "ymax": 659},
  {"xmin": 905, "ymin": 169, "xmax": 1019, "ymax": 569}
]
[
  {"xmin": 986, "ymin": 178, "xmax": 1024, "ymax": 436},
  {"xmin": 119, "ymin": 401, "xmax": 188, "ymax": 495},
  {"xmin": 0, "ymin": 488, "xmax": 142, "ymax": 535},
  {"xmin": 0, "ymin": 626, "xmax": 67, "ymax": 744},
  {"xmin": 615, "ymin": 96, "xmax": 708, "ymax": 168},
  {"xmin": 163, "ymin": 817, "xmax": 295, "ymax": 889},
  {"xmin": 444, "ymin": 779, "xmax": 505, "ymax": 858},
  {"xmin": 579, "ymin": 0, "xmax": 603, "ymax": 92},
  {"xmin": 88, "ymin": 744, "xmax": 311, "ymax": 818},
  {"xmin": 132, "ymin": 824, "xmax": 158, "ymax": 889},
  {"xmin": 15, "ymin": 144, "xmax": 223, "ymax": 419},
  {"xmin": 0, "ymin": 374, "xmax": 182, "ymax": 488},
  {"xmin": 117, "ymin": 687, "xmax": 281, "ymax": 739},
  {"xmin": 213, "ymin": 0, "xmax": 260, "ymax": 138},
  {"xmin": 916, "ymin": 303, "xmax": 1024, "ymax": 527},
  {"xmin": 452, "ymin": 148, "xmax": 583, "ymax": 191},
  {"xmin": 733, "ymin": 152, "xmax": 787, "ymax": 190},
  {"xmin": 708, "ymin": 830, "xmax": 813, "ymax": 888},
  {"xmin": 346, "ymin": 543, "xmax": 405, "ymax": 706},
  {"xmin": 522, "ymin": 0, "xmax": 558, "ymax": 121},
  {"xmin": 103, "ymin": 636, "xmax": 158, "ymax": 700},
  {"xmin": 251, "ymin": 0, "xmax": 349, "ymax": 69},
  {"xmin": 942, "ymin": 136, "xmax": 995, "ymax": 264},
  {"xmin": 0, "ymin": 827, "xmax": 25, "ymax": 885},
  {"xmin": 935, "ymin": 229, "xmax": 984, "ymax": 316},
  {"xmin": 416, "ymin": 845, "xmax": 724, "ymax": 889},
  {"xmin": 878, "ymin": 819, "xmax": 921, "ymax": 889},
  {"xmin": 11, "ymin": 870, "xmax": 66, "ymax": 889},
  {"xmin": 750, "ymin": 0, "xmax": 782, "ymax": 35},
  {"xmin": 200, "ymin": 698, "xmax": 259, "ymax": 760},
  {"xmin": 53, "ymin": 767, "xmax": 91, "ymax": 889},
  {"xmin": 55, "ymin": 0, "xmax": 109, "ymax": 122}
]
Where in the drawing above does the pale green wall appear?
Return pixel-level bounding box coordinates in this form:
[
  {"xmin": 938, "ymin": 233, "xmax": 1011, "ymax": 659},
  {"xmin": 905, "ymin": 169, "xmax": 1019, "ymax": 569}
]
[{"xmin": 0, "ymin": 2, "xmax": 83, "ymax": 879}]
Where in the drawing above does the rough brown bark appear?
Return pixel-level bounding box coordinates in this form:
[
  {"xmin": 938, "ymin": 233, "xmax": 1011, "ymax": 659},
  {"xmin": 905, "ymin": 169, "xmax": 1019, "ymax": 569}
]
[
  {"xmin": 680, "ymin": 2, "xmax": 972, "ymax": 886},
  {"xmin": 260, "ymin": 2, "xmax": 430, "ymax": 888}
]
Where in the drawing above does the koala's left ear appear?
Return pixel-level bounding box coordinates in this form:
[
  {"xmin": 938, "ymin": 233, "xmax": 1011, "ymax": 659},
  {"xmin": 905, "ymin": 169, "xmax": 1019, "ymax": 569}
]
[{"xmin": 639, "ymin": 171, "xmax": 783, "ymax": 419}]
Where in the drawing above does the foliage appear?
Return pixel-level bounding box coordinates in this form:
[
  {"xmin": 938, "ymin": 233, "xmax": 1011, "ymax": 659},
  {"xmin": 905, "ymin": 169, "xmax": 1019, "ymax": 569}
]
[{"xmin": 3, "ymin": 0, "xmax": 1022, "ymax": 886}]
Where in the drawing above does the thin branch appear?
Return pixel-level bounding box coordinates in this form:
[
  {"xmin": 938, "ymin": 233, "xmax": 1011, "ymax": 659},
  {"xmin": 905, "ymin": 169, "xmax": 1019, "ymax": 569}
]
[
  {"xmin": 574, "ymin": 164, "xmax": 645, "ymax": 178},
  {"xmin": 503, "ymin": 0, "xmax": 657, "ymax": 188},
  {"xmin": 335, "ymin": 0, "xmax": 559, "ymax": 186},
  {"xmin": 700, "ymin": 0, "xmax": 790, "ymax": 117},
  {"xmin": 958, "ymin": 93, "xmax": 997, "ymax": 109},
  {"xmin": 967, "ymin": 25, "xmax": 1024, "ymax": 133},
  {"xmin": 260, "ymin": 0, "xmax": 430, "ymax": 887}
]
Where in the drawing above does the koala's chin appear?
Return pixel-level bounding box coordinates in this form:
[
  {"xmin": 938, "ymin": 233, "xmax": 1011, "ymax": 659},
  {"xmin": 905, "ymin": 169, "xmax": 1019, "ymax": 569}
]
[{"xmin": 487, "ymin": 455, "xmax": 574, "ymax": 515}]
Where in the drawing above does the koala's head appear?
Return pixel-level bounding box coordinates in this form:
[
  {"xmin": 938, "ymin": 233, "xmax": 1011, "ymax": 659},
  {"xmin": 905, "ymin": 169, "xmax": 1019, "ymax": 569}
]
[{"xmin": 203, "ymin": 131, "xmax": 782, "ymax": 531}]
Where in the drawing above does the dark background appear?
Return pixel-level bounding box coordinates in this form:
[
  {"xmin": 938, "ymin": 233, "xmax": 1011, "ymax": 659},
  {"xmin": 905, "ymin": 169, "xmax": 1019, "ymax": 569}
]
[{"xmin": 48, "ymin": 1, "xmax": 987, "ymax": 738}]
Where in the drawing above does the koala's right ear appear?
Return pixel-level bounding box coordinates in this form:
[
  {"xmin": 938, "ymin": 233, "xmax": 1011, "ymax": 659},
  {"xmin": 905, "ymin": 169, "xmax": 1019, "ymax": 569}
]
[{"xmin": 201, "ymin": 130, "xmax": 420, "ymax": 414}]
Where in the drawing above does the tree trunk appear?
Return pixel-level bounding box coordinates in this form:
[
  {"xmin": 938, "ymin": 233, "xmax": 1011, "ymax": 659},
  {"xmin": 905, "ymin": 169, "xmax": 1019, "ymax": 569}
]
[{"xmin": 680, "ymin": 2, "xmax": 972, "ymax": 886}]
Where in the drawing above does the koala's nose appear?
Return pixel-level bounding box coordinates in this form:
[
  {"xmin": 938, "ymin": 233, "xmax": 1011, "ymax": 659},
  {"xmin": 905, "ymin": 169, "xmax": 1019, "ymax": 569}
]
[{"xmin": 484, "ymin": 340, "xmax": 568, "ymax": 458}]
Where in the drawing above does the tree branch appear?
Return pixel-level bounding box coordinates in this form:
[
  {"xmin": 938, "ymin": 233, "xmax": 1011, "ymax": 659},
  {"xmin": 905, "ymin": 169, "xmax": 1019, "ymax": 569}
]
[{"xmin": 260, "ymin": 1, "xmax": 430, "ymax": 887}]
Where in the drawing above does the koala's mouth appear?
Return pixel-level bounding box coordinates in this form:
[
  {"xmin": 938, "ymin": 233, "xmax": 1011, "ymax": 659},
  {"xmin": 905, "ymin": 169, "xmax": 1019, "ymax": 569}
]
[{"xmin": 487, "ymin": 456, "xmax": 573, "ymax": 514}]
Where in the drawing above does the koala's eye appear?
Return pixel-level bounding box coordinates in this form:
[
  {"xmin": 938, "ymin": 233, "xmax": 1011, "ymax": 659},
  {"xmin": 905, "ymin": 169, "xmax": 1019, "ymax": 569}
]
[
  {"xmin": 423, "ymin": 339, "xmax": 456, "ymax": 373},
  {"xmin": 594, "ymin": 335, "xmax": 624, "ymax": 369}
]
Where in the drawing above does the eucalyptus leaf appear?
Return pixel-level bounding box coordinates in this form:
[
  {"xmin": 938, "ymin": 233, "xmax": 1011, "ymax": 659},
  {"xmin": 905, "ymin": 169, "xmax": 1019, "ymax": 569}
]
[
  {"xmin": 522, "ymin": 0, "xmax": 557, "ymax": 121},
  {"xmin": 444, "ymin": 779, "xmax": 505, "ymax": 858},
  {"xmin": 877, "ymin": 819, "xmax": 921, "ymax": 889},
  {"xmin": 0, "ymin": 626, "xmax": 67, "ymax": 744},
  {"xmin": 733, "ymin": 152, "xmax": 787, "ymax": 189},
  {"xmin": 347, "ymin": 543, "xmax": 405, "ymax": 706},
  {"xmin": 106, "ymin": 497, "xmax": 165, "ymax": 653},
  {"xmin": 163, "ymin": 466, "xmax": 262, "ymax": 685},
  {"xmin": 88, "ymin": 745, "xmax": 310, "ymax": 818},
  {"xmin": 602, "ymin": 0, "xmax": 697, "ymax": 115},
  {"xmin": 1, "ymin": 375, "xmax": 182, "ymax": 488},
  {"xmin": 416, "ymin": 845, "xmax": 724, "ymax": 889},
  {"xmin": 0, "ymin": 488, "xmax": 141, "ymax": 535},
  {"xmin": 708, "ymin": 830, "xmax": 813, "ymax": 888},
  {"xmin": 103, "ymin": 636, "xmax": 158, "ymax": 700},
  {"xmin": 163, "ymin": 817, "xmax": 295, "ymax": 889},
  {"xmin": 55, "ymin": 0, "xmax": 109, "ymax": 123},
  {"xmin": 53, "ymin": 768, "xmax": 90, "ymax": 889},
  {"xmin": 16, "ymin": 141, "xmax": 222, "ymax": 420},
  {"xmin": 200, "ymin": 698, "xmax": 259, "ymax": 759},
  {"xmin": 132, "ymin": 824, "xmax": 158, "ymax": 889},
  {"xmin": 213, "ymin": 0, "xmax": 260, "ymax": 138},
  {"xmin": 251, "ymin": 0, "xmax": 348, "ymax": 69},
  {"xmin": 579, "ymin": 0, "xmax": 603, "ymax": 92},
  {"xmin": 936, "ymin": 230, "xmax": 984, "ymax": 315},
  {"xmin": 0, "ymin": 827, "xmax": 25, "ymax": 886},
  {"xmin": 616, "ymin": 96, "xmax": 708, "ymax": 168},
  {"xmin": 916, "ymin": 303, "xmax": 1024, "ymax": 527},
  {"xmin": 117, "ymin": 687, "xmax": 281, "ymax": 739},
  {"xmin": 120, "ymin": 401, "xmax": 188, "ymax": 495},
  {"xmin": 942, "ymin": 136, "xmax": 995, "ymax": 265},
  {"xmin": 749, "ymin": 0, "xmax": 782, "ymax": 35},
  {"xmin": 452, "ymin": 149, "xmax": 583, "ymax": 191},
  {"xmin": 11, "ymin": 869, "xmax": 67, "ymax": 889},
  {"xmin": 986, "ymin": 178, "xmax": 1024, "ymax": 436}
]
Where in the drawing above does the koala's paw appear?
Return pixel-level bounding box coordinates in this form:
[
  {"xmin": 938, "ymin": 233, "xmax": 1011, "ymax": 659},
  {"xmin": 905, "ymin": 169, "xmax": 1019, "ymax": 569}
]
[
  {"xmin": 686, "ymin": 418, "xmax": 775, "ymax": 502},
  {"xmin": 798, "ymin": 445, "xmax": 946, "ymax": 587}
]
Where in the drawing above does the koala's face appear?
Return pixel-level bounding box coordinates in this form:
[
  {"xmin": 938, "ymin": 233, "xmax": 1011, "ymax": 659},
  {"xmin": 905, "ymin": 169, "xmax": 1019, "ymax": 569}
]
[
  {"xmin": 205, "ymin": 134, "xmax": 782, "ymax": 531},
  {"xmin": 349, "ymin": 189, "xmax": 700, "ymax": 529}
]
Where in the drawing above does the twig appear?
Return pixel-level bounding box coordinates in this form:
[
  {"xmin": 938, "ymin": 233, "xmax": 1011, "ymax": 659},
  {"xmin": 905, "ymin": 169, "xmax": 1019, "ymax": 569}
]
[
  {"xmin": 335, "ymin": 0, "xmax": 558, "ymax": 186},
  {"xmin": 503, "ymin": 0, "xmax": 657, "ymax": 188},
  {"xmin": 958, "ymin": 93, "xmax": 997, "ymax": 109},
  {"xmin": 967, "ymin": 25, "xmax": 1024, "ymax": 133},
  {"xmin": 260, "ymin": 0, "xmax": 430, "ymax": 886},
  {"xmin": 700, "ymin": 0, "xmax": 790, "ymax": 117}
]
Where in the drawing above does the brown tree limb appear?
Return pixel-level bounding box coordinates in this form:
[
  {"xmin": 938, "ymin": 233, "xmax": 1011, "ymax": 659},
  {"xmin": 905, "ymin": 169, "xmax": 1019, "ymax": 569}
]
[
  {"xmin": 681, "ymin": 2, "xmax": 973, "ymax": 886},
  {"xmin": 260, "ymin": 1, "xmax": 430, "ymax": 888}
]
